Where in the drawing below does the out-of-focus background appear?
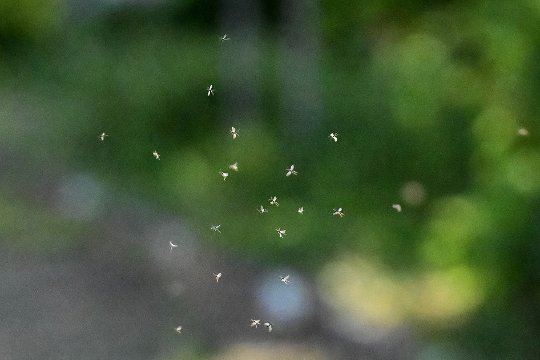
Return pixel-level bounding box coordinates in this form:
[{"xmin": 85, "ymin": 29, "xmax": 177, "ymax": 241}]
[{"xmin": 1, "ymin": 0, "xmax": 539, "ymax": 359}]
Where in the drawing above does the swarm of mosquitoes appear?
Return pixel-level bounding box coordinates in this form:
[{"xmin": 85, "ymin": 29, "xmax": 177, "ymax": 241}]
[
  {"xmin": 103, "ymin": 33, "xmax": 393, "ymax": 336},
  {"xmin": 98, "ymin": 33, "xmax": 531, "ymax": 338}
]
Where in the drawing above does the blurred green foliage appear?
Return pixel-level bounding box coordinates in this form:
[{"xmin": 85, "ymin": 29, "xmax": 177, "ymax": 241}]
[
  {"xmin": 1, "ymin": 0, "xmax": 539, "ymax": 358},
  {"xmin": 0, "ymin": 0, "xmax": 64, "ymax": 41}
]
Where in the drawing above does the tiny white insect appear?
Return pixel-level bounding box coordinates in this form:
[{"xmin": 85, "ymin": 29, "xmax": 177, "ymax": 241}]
[
  {"xmin": 298, "ymin": 206, "xmax": 304, "ymax": 214},
  {"xmin": 207, "ymin": 84, "xmax": 215, "ymax": 96},
  {"xmin": 329, "ymin": 132, "xmax": 338, "ymax": 142},
  {"xmin": 392, "ymin": 204, "xmax": 402, "ymax": 212},
  {"xmin": 285, "ymin": 165, "xmax": 298, "ymax": 177},
  {"xmin": 230, "ymin": 127, "xmax": 239, "ymax": 139},
  {"xmin": 220, "ymin": 34, "xmax": 230, "ymax": 41},
  {"xmin": 250, "ymin": 319, "xmax": 261, "ymax": 328},
  {"xmin": 258, "ymin": 205, "xmax": 268, "ymax": 214},
  {"xmin": 169, "ymin": 241, "xmax": 178, "ymax": 252},
  {"xmin": 276, "ymin": 228, "xmax": 287, "ymax": 238},
  {"xmin": 153, "ymin": 150, "xmax": 160, "ymax": 160},
  {"xmin": 333, "ymin": 208, "xmax": 344, "ymax": 217},
  {"xmin": 518, "ymin": 128, "xmax": 529, "ymax": 136},
  {"xmin": 211, "ymin": 224, "xmax": 221, "ymax": 233},
  {"xmin": 269, "ymin": 196, "xmax": 279, "ymax": 206},
  {"xmin": 263, "ymin": 322, "xmax": 273, "ymax": 332},
  {"xmin": 280, "ymin": 275, "xmax": 290, "ymax": 285},
  {"xmin": 213, "ymin": 272, "xmax": 222, "ymax": 283},
  {"xmin": 175, "ymin": 326, "xmax": 182, "ymax": 334},
  {"xmin": 99, "ymin": 132, "xmax": 108, "ymax": 141},
  {"xmin": 219, "ymin": 171, "xmax": 229, "ymax": 181},
  {"xmin": 229, "ymin": 162, "xmax": 239, "ymax": 171}
]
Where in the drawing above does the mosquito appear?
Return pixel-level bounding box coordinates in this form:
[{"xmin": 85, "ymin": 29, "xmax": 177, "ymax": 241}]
[
  {"xmin": 207, "ymin": 84, "xmax": 215, "ymax": 96},
  {"xmin": 211, "ymin": 224, "xmax": 221, "ymax": 233},
  {"xmin": 230, "ymin": 127, "xmax": 239, "ymax": 139},
  {"xmin": 213, "ymin": 272, "xmax": 222, "ymax": 283},
  {"xmin": 229, "ymin": 162, "xmax": 239, "ymax": 171},
  {"xmin": 276, "ymin": 228, "xmax": 287, "ymax": 238},
  {"xmin": 169, "ymin": 241, "xmax": 178, "ymax": 252},
  {"xmin": 298, "ymin": 207, "xmax": 304, "ymax": 214},
  {"xmin": 392, "ymin": 204, "xmax": 402, "ymax": 212},
  {"xmin": 263, "ymin": 322, "xmax": 273, "ymax": 332},
  {"xmin": 329, "ymin": 132, "xmax": 338, "ymax": 142},
  {"xmin": 280, "ymin": 275, "xmax": 291, "ymax": 285},
  {"xmin": 99, "ymin": 132, "xmax": 108, "ymax": 141},
  {"xmin": 285, "ymin": 165, "xmax": 298, "ymax": 177},
  {"xmin": 153, "ymin": 150, "xmax": 160, "ymax": 160},
  {"xmin": 333, "ymin": 208, "xmax": 344, "ymax": 217},
  {"xmin": 220, "ymin": 34, "xmax": 230, "ymax": 42},
  {"xmin": 219, "ymin": 171, "xmax": 229, "ymax": 181},
  {"xmin": 175, "ymin": 326, "xmax": 182, "ymax": 334},
  {"xmin": 258, "ymin": 205, "xmax": 268, "ymax": 214},
  {"xmin": 269, "ymin": 196, "xmax": 279, "ymax": 206},
  {"xmin": 250, "ymin": 319, "xmax": 261, "ymax": 328}
]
